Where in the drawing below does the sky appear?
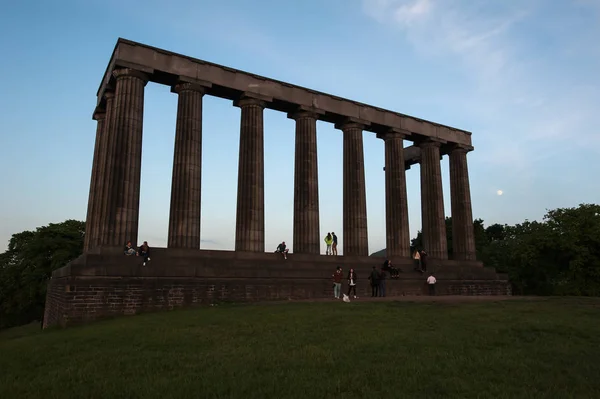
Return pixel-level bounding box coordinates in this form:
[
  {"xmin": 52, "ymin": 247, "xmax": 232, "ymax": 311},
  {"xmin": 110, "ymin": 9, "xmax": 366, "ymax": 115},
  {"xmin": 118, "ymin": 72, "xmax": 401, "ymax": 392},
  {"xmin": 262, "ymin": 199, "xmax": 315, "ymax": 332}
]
[{"xmin": 0, "ymin": 0, "xmax": 599, "ymax": 255}]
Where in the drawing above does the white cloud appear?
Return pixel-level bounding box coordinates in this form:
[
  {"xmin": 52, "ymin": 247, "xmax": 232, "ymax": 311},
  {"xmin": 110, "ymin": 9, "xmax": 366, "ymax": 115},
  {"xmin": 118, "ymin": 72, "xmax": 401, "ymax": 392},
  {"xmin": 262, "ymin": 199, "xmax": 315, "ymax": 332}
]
[{"xmin": 362, "ymin": 0, "xmax": 600, "ymax": 172}]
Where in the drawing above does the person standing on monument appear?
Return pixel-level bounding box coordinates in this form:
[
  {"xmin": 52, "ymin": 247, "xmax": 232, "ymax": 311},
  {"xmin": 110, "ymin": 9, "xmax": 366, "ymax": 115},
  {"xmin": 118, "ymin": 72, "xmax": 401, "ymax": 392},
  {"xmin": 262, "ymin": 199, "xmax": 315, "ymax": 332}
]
[
  {"xmin": 413, "ymin": 249, "xmax": 421, "ymax": 272},
  {"xmin": 427, "ymin": 272, "xmax": 437, "ymax": 296},
  {"xmin": 324, "ymin": 233, "xmax": 333, "ymax": 255},
  {"xmin": 347, "ymin": 268, "xmax": 358, "ymax": 298},
  {"xmin": 368, "ymin": 266, "xmax": 379, "ymax": 297},
  {"xmin": 378, "ymin": 266, "xmax": 387, "ymax": 297},
  {"xmin": 332, "ymin": 232, "xmax": 338, "ymax": 255},
  {"xmin": 420, "ymin": 250, "xmax": 428, "ymax": 273},
  {"xmin": 332, "ymin": 266, "xmax": 343, "ymax": 299}
]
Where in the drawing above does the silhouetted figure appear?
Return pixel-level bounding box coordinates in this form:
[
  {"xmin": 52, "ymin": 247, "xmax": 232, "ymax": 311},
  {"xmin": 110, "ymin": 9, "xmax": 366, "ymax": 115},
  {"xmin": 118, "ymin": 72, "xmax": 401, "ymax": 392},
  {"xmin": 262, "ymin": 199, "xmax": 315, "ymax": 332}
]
[
  {"xmin": 347, "ymin": 268, "xmax": 358, "ymax": 298},
  {"xmin": 369, "ymin": 266, "xmax": 379, "ymax": 297},
  {"xmin": 275, "ymin": 241, "xmax": 289, "ymax": 259}
]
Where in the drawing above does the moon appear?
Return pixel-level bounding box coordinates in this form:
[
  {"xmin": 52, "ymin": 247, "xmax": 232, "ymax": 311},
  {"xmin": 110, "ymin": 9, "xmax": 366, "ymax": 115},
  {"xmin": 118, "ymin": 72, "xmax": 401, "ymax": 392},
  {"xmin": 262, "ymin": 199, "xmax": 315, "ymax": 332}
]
[{"xmin": 497, "ymin": 190, "xmax": 503, "ymax": 196}]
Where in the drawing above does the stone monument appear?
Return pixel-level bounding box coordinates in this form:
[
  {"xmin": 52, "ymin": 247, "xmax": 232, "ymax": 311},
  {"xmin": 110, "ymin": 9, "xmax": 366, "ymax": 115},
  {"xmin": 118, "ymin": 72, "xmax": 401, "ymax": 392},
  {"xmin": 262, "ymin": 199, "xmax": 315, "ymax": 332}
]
[{"xmin": 43, "ymin": 38, "xmax": 510, "ymax": 328}]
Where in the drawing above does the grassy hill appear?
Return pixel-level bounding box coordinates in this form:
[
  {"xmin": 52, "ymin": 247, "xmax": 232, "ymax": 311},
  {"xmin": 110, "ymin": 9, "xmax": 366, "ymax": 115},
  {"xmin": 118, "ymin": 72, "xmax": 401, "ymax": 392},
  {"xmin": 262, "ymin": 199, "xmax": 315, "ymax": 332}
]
[{"xmin": 2, "ymin": 298, "xmax": 600, "ymax": 398}]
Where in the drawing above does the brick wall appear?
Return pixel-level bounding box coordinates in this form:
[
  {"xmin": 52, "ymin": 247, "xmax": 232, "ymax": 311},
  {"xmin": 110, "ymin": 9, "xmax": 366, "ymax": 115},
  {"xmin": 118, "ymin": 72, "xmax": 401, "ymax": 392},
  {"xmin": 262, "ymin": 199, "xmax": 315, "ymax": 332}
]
[
  {"xmin": 43, "ymin": 249, "xmax": 511, "ymax": 328},
  {"xmin": 44, "ymin": 276, "xmax": 512, "ymax": 328}
]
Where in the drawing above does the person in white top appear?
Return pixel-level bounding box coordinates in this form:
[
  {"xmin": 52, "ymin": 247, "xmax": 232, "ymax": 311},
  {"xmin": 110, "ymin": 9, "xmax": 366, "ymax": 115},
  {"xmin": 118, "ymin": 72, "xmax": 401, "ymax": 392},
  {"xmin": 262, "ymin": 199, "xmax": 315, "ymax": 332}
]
[{"xmin": 427, "ymin": 273, "xmax": 437, "ymax": 296}]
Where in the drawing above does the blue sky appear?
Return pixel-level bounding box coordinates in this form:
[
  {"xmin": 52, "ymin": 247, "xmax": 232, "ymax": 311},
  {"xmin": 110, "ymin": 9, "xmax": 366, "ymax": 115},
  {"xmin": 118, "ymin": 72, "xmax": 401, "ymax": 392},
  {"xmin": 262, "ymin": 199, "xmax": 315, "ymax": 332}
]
[{"xmin": 1, "ymin": 0, "xmax": 599, "ymax": 254}]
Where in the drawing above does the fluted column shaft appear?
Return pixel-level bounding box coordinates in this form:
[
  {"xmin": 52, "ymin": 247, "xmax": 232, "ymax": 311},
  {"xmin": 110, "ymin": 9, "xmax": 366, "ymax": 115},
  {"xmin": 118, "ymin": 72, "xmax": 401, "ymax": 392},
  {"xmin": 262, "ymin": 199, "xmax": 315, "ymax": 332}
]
[
  {"xmin": 83, "ymin": 110, "xmax": 106, "ymax": 252},
  {"xmin": 96, "ymin": 92, "xmax": 115, "ymax": 248},
  {"xmin": 102, "ymin": 68, "xmax": 148, "ymax": 247},
  {"xmin": 419, "ymin": 139, "xmax": 448, "ymax": 259},
  {"xmin": 382, "ymin": 132, "xmax": 410, "ymax": 257},
  {"xmin": 167, "ymin": 83, "xmax": 206, "ymax": 248},
  {"xmin": 291, "ymin": 111, "xmax": 320, "ymax": 254},
  {"xmin": 235, "ymin": 97, "xmax": 265, "ymax": 252},
  {"xmin": 449, "ymin": 146, "xmax": 476, "ymax": 260},
  {"xmin": 340, "ymin": 122, "xmax": 368, "ymax": 256}
]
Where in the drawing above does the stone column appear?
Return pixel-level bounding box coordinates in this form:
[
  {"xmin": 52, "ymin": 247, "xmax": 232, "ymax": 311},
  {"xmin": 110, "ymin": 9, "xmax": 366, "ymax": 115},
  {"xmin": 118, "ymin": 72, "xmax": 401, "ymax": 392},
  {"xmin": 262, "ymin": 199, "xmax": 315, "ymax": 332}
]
[
  {"xmin": 381, "ymin": 130, "xmax": 410, "ymax": 257},
  {"xmin": 289, "ymin": 110, "xmax": 320, "ymax": 254},
  {"xmin": 418, "ymin": 139, "xmax": 448, "ymax": 259},
  {"xmin": 449, "ymin": 144, "xmax": 477, "ymax": 260},
  {"xmin": 83, "ymin": 109, "xmax": 106, "ymax": 252},
  {"xmin": 167, "ymin": 83, "xmax": 207, "ymax": 248},
  {"xmin": 234, "ymin": 96, "xmax": 266, "ymax": 252},
  {"xmin": 103, "ymin": 68, "xmax": 148, "ymax": 247},
  {"xmin": 95, "ymin": 91, "xmax": 115, "ymax": 248},
  {"xmin": 338, "ymin": 121, "xmax": 368, "ymax": 256}
]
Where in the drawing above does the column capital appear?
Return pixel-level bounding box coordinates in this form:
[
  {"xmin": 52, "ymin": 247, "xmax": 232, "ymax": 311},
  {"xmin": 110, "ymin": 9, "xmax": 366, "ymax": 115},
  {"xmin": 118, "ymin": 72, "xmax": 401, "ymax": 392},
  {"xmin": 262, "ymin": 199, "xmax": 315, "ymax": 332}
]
[
  {"xmin": 171, "ymin": 82, "xmax": 208, "ymax": 95},
  {"xmin": 448, "ymin": 143, "xmax": 474, "ymax": 154},
  {"xmin": 233, "ymin": 92, "xmax": 272, "ymax": 108},
  {"xmin": 112, "ymin": 68, "xmax": 149, "ymax": 84},
  {"xmin": 335, "ymin": 117, "xmax": 370, "ymax": 131},
  {"xmin": 104, "ymin": 90, "xmax": 115, "ymax": 100},
  {"xmin": 377, "ymin": 128, "xmax": 407, "ymax": 141},
  {"xmin": 416, "ymin": 137, "xmax": 444, "ymax": 149},
  {"xmin": 93, "ymin": 109, "xmax": 106, "ymax": 121},
  {"xmin": 287, "ymin": 105, "xmax": 324, "ymax": 120}
]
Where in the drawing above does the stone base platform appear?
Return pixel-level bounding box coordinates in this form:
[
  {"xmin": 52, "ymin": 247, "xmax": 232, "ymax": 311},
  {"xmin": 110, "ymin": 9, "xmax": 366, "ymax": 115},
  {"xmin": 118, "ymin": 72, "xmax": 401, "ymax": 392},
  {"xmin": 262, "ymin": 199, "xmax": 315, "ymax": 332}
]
[{"xmin": 43, "ymin": 247, "xmax": 511, "ymax": 328}]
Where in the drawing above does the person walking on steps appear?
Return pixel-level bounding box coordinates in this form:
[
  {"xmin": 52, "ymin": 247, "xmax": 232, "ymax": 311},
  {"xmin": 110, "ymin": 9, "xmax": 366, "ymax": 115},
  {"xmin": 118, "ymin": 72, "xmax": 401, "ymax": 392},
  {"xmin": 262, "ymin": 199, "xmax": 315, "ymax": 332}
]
[
  {"xmin": 369, "ymin": 266, "xmax": 379, "ymax": 297},
  {"xmin": 420, "ymin": 250, "xmax": 428, "ymax": 273},
  {"xmin": 324, "ymin": 233, "xmax": 333, "ymax": 255},
  {"xmin": 347, "ymin": 268, "xmax": 358, "ymax": 299},
  {"xmin": 413, "ymin": 249, "xmax": 421, "ymax": 272},
  {"xmin": 427, "ymin": 272, "xmax": 437, "ymax": 296},
  {"xmin": 332, "ymin": 266, "xmax": 343, "ymax": 299},
  {"xmin": 332, "ymin": 232, "xmax": 338, "ymax": 256}
]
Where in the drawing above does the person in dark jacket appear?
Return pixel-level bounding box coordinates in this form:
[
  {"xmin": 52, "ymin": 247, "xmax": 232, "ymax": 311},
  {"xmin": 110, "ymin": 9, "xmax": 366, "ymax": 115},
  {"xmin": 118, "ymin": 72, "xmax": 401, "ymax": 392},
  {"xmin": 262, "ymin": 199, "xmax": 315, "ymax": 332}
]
[
  {"xmin": 138, "ymin": 241, "xmax": 151, "ymax": 266},
  {"xmin": 379, "ymin": 267, "xmax": 387, "ymax": 297},
  {"xmin": 368, "ymin": 266, "xmax": 379, "ymax": 297},
  {"xmin": 124, "ymin": 241, "xmax": 136, "ymax": 256},
  {"xmin": 420, "ymin": 250, "xmax": 428, "ymax": 273},
  {"xmin": 275, "ymin": 241, "xmax": 289, "ymax": 259},
  {"xmin": 347, "ymin": 268, "xmax": 358, "ymax": 298},
  {"xmin": 382, "ymin": 259, "xmax": 399, "ymax": 278},
  {"xmin": 332, "ymin": 266, "xmax": 343, "ymax": 299},
  {"xmin": 331, "ymin": 232, "xmax": 338, "ymax": 256}
]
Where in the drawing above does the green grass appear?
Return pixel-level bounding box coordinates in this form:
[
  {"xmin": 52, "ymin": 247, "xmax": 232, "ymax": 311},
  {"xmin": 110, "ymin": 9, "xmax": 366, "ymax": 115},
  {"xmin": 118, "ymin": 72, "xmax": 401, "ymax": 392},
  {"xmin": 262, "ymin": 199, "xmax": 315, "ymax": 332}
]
[{"xmin": 1, "ymin": 298, "xmax": 600, "ymax": 399}]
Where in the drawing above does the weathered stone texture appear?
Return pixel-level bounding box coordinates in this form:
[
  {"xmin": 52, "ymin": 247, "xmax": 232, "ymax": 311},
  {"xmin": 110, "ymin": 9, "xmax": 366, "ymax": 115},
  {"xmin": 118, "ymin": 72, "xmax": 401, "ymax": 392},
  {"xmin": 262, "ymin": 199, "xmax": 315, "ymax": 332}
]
[
  {"xmin": 103, "ymin": 68, "xmax": 148, "ymax": 248},
  {"xmin": 382, "ymin": 132, "xmax": 410, "ymax": 257},
  {"xmin": 43, "ymin": 250, "xmax": 512, "ymax": 328},
  {"xmin": 419, "ymin": 139, "xmax": 448, "ymax": 259},
  {"xmin": 235, "ymin": 97, "xmax": 265, "ymax": 252},
  {"xmin": 83, "ymin": 111, "xmax": 106, "ymax": 252},
  {"xmin": 449, "ymin": 146, "xmax": 477, "ymax": 260},
  {"xmin": 167, "ymin": 83, "xmax": 206, "ymax": 248},
  {"xmin": 291, "ymin": 111, "xmax": 320, "ymax": 254},
  {"xmin": 340, "ymin": 122, "xmax": 368, "ymax": 256}
]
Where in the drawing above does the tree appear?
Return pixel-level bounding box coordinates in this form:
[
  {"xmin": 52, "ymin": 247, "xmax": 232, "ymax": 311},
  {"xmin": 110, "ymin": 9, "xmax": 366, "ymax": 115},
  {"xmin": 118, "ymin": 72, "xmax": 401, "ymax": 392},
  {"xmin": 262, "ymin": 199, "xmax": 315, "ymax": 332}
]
[{"xmin": 0, "ymin": 220, "xmax": 84, "ymax": 329}]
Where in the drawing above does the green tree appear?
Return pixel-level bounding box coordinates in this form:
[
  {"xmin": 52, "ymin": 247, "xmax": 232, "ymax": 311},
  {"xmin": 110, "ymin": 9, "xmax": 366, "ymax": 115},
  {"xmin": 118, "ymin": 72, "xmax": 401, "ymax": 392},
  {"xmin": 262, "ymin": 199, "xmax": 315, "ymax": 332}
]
[{"xmin": 0, "ymin": 220, "xmax": 84, "ymax": 329}]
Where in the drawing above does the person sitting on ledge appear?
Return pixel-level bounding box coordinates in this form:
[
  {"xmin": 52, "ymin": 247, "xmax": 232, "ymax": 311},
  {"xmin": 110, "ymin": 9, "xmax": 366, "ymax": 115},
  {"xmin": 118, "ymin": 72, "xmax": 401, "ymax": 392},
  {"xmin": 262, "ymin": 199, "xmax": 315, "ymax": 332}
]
[
  {"xmin": 124, "ymin": 241, "xmax": 136, "ymax": 256},
  {"xmin": 382, "ymin": 259, "xmax": 400, "ymax": 278},
  {"xmin": 275, "ymin": 241, "xmax": 289, "ymax": 260},
  {"xmin": 138, "ymin": 241, "xmax": 151, "ymax": 266}
]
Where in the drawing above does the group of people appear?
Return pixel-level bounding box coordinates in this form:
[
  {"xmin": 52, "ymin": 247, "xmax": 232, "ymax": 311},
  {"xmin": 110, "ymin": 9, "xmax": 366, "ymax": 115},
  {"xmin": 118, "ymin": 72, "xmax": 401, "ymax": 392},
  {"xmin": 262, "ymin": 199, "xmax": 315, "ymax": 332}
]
[
  {"xmin": 124, "ymin": 240, "xmax": 151, "ymax": 266},
  {"xmin": 413, "ymin": 249, "xmax": 428, "ymax": 273},
  {"xmin": 324, "ymin": 232, "xmax": 338, "ymax": 255},
  {"xmin": 332, "ymin": 261, "xmax": 438, "ymax": 299}
]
